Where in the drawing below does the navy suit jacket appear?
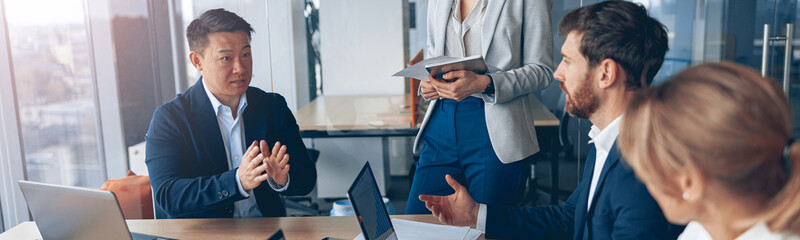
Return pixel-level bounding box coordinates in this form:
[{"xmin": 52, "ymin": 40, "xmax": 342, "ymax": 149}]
[
  {"xmin": 145, "ymin": 79, "xmax": 317, "ymax": 218},
  {"xmin": 486, "ymin": 142, "xmax": 682, "ymax": 239}
]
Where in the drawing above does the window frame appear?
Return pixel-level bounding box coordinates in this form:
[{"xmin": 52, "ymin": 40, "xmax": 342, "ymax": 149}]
[
  {"xmin": 0, "ymin": 0, "xmax": 32, "ymax": 231},
  {"xmin": 86, "ymin": 0, "xmax": 130, "ymax": 180},
  {"xmin": 0, "ymin": 0, "xmax": 133, "ymax": 229}
]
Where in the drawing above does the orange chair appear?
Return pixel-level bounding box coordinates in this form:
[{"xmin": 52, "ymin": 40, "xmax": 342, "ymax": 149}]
[
  {"xmin": 409, "ymin": 49, "xmax": 424, "ymax": 128},
  {"xmin": 99, "ymin": 170, "xmax": 154, "ymax": 219}
]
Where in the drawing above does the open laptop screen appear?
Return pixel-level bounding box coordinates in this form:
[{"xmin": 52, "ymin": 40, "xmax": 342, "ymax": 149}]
[{"xmin": 347, "ymin": 162, "xmax": 395, "ymax": 240}]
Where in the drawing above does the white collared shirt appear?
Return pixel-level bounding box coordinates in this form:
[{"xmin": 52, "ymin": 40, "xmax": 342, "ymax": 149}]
[
  {"xmin": 202, "ymin": 79, "xmax": 289, "ymax": 218},
  {"xmin": 586, "ymin": 116, "xmax": 622, "ymax": 210},
  {"xmin": 475, "ymin": 116, "xmax": 623, "ymax": 231},
  {"xmin": 679, "ymin": 221, "xmax": 800, "ymax": 240}
]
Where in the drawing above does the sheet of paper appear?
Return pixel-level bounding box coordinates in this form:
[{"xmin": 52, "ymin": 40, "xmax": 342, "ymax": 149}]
[
  {"xmin": 392, "ymin": 56, "xmax": 457, "ymax": 81},
  {"xmin": 392, "ymin": 56, "xmax": 503, "ymax": 81},
  {"xmin": 464, "ymin": 229, "xmax": 482, "ymax": 240},
  {"xmin": 352, "ymin": 218, "xmax": 482, "ymax": 240}
]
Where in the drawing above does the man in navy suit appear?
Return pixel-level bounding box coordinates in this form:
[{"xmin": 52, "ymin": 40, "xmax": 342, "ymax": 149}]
[
  {"xmin": 145, "ymin": 9, "xmax": 316, "ymax": 218},
  {"xmin": 419, "ymin": 1, "xmax": 682, "ymax": 239}
]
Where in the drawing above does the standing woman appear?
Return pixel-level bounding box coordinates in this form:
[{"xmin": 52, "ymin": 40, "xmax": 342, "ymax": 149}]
[
  {"xmin": 406, "ymin": 0, "xmax": 554, "ymax": 214},
  {"xmin": 619, "ymin": 62, "xmax": 800, "ymax": 239}
]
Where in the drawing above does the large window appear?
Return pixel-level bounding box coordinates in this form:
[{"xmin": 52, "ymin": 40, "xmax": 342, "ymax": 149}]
[
  {"xmin": 1, "ymin": 0, "xmax": 309, "ymax": 229},
  {"xmin": 0, "ymin": 190, "xmax": 3, "ymax": 232},
  {"xmin": 5, "ymin": 0, "xmax": 105, "ymax": 187},
  {"xmin": 631, "ymin": 0, "xmax": 696, "ymax": 84}
]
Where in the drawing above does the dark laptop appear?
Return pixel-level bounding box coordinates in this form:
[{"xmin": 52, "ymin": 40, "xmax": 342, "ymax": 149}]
[
  {"xmin": 18, "ymin": 180, "xmax": 172, "ymax": 240},
  {"xmin": 346, "ymin": 162, "xmax": 397, "ymax": 240}
]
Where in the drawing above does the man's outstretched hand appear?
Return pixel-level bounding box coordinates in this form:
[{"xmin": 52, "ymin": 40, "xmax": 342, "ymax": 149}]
[{"xmin": 418, "ymin": 174, "xmax": 480, "ymax": 226}]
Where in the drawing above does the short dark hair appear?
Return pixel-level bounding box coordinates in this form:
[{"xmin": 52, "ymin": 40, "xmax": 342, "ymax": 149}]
[
  {"xmin": 186, "ymin": 8, "xmax": 254, "ymax": 55},
  {"xmin": 558, "ymin": 1, "xmax": 668, "ymax": 89}
]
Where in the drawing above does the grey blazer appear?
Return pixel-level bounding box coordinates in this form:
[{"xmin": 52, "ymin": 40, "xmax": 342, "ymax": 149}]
[{"xmin": 413, "ymin": 0, "xmax": 554, "ymax": 163}]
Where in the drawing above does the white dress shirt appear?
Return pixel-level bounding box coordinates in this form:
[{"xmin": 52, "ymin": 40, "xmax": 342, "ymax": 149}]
[
  {"xmin": 586, "ymin": 116, "xmax": 621, "ymax": 210},
  {"xmin": 445, "ymin": 0, "xmax": 487, "ymax": 99},
  {"xmin": 202, "ymin": 80, "xmax": 289, "ymax": 218},
  {"xmin": 679, "ymin": 221, "xmax": 800, "ymax": 240},
  {"xmin": 476, "ymin": 116, "xmax": 623, "ymax": 231}
]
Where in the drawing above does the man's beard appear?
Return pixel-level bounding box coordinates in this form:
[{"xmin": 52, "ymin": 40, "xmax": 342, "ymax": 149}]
[{"xmin": 563, "ymin": 80, "xmax": 599, "ymax": 120}]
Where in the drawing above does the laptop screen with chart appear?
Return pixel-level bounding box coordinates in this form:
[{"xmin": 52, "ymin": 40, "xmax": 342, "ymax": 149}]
[{"xmin": 347, "ymin": 162, "xmax": 397, "ymax": 240}]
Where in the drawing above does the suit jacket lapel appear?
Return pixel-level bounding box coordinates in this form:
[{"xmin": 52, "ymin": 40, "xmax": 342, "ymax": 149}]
[
  {"xmin": 574, "ymin": 147, "xmax": 596, "ymax": 240},
  {"xmin": 482, "ymin": 0, "xmax": 506, "ymax": 57},
  {"xmin": 586, "ymin": 142, "xmax": 622, "ymax": 217},
  {"xmin": 243, "ymin": 89, "xmax": 268, "ymax": 146},
  {"xmin": 433, "ymin": 0, "xmax": 452, "ymax": 56},
  {"xmin": 188, "ymin": 77, "xmax": 228, "ymax": 173}
]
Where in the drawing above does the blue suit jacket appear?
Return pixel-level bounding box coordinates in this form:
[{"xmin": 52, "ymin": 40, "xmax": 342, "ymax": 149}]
[
  {"xmin": 145, "ymin": 79, "xmax": 316, "ymax": 218},
  {"xmin": 486, "ymin": 143, "xmax": 682, "ymax": 239}
]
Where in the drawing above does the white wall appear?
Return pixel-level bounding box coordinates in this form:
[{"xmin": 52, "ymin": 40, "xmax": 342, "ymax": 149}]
[{"xmin": 318, "ymin": 0, "xmax": 406, "ymax": 96}]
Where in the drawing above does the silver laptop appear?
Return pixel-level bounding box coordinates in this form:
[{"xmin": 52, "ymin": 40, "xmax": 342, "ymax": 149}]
[{"xmin": 18, "ymin": 180, "xmax": 170, "ymax": 240}]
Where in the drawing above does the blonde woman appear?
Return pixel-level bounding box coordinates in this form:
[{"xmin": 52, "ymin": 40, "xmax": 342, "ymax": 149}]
[{"xmin": 619, "ymin": 62, "xmax": 800, "ymax": 239}]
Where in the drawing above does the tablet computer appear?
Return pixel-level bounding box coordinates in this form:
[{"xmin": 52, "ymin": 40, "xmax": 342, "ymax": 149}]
[{"xmin": 425, "ymin": 55, "xmax": 488, "ymax": 80}]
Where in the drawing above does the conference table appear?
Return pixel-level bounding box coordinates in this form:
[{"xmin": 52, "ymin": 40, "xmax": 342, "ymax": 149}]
[{"xmin": 0, "ymin": 214, "xmax": 486, "ymax": 240}]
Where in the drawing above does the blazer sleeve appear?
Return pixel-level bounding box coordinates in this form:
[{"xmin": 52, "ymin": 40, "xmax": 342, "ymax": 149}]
[
  {"xmin": 486, "ymin": 0, "xmax": 555, "ymax": 104},
  {"xmin": 609, "ymin": 166, "xmax": 678, "ymax": 240},
  {"xmin": 268, "ymin": 95, "xmax": 317, "ymax": 196},
  {"xmin": 145, "ymin": 106, "xmax": 246, "ymax": 217},
  {"xmin": 484, "ymin": 169, "xmax": 585, "ymax": 239}
]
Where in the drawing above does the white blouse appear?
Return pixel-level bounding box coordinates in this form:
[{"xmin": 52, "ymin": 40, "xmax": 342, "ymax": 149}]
[
  {"xmin": 445, "ymin": 0, "xmax": 486, "ymax": 58},
  {"xmin": 444, "ymin": 0, "xmax": 487, "ymax": 98},
  {"xmin": 679, "ymin": 221, "xmax": 800, "ymax": 240}
]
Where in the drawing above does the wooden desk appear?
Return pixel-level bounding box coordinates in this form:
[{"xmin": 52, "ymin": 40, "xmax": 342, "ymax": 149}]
[{"xmin": 0, "ymin": 215, "xmax": 485, "ymax": 240}]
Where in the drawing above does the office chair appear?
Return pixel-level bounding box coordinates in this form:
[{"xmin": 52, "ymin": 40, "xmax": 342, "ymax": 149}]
[{"xmin": 100, "ymin": 170, "xmax": 154, "ymax": 219}]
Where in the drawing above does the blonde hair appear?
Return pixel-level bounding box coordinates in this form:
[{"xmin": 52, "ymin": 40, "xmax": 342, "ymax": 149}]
[{"xmin": 618, "ymin": 62, "xmax": 800, "ymax": 234}]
